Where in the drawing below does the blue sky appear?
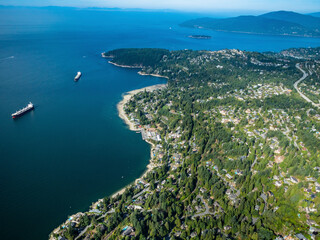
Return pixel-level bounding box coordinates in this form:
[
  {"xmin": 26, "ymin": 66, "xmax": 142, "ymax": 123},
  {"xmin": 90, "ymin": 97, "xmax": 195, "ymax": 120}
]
[{"xmin": 1, "ymin": 0, "xmax": 319, "ymax": 13}]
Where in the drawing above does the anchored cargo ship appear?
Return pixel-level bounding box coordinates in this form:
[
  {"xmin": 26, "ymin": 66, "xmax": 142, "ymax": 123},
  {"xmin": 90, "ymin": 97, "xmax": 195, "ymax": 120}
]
[
  {"xmin": 12, "ymin": 102, "xmax": 34, "ymax": 119},
  {"xmin": 74, "ymin": 71, "xmax": 82, "ymax": 81}
]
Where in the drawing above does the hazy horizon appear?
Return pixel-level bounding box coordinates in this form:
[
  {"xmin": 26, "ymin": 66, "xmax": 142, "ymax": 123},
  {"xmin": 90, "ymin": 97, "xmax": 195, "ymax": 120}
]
[{"xmin": 0, "ymin": 0, "xmax": 319, "ymax": 14}]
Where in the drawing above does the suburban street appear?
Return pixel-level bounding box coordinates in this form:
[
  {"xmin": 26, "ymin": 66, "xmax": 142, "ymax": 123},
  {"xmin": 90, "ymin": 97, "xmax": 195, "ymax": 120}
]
[{"xmin": 192, "ymin": 195, "xmax": 214, "ymax": 218}]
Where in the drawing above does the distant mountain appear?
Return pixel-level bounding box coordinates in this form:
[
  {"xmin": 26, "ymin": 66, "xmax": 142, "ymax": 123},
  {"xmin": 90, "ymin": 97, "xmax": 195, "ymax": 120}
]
[
  {"xmin": 181, "ymin": 11, "xmax": 320, "ymax": 37},
  {"xmin": 261, "ymin": 11, "xmax": 320, "ymax": 30}
]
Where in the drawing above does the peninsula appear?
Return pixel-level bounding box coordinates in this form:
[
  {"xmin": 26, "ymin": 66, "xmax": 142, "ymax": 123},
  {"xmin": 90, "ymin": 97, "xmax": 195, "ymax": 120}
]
[{"xmin": 51, "ymin": 47, "xmax": 320, "ymax": 240}]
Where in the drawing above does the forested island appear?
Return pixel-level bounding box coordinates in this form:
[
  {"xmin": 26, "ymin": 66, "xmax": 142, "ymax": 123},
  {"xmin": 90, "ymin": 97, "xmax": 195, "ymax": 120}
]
[
  {"xmin": 51, "ymin": 47, "xmax": 320, "ymax": 240},
  {"xmin": 188, "ymin": 35, "xmax": 212, "ymax": 39}
]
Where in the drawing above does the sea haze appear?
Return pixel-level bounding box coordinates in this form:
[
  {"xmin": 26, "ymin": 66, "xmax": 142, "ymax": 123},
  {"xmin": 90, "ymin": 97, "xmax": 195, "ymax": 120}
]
[{"xmin": 0, "ymin": 6, "xmax": 319, "ymax": 240}]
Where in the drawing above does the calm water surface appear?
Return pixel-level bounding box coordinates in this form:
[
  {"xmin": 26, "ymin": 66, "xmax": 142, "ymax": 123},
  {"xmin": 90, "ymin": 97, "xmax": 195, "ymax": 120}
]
[{"xmin": 0, "ymin": 7, "xmax": 319, "ymax": 240}]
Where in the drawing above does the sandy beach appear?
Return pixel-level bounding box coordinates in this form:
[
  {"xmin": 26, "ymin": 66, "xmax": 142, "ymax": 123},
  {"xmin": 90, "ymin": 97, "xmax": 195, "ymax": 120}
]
[
  {"xmin": 110, "ymin": 83, "xmax": 167, "ymax": 198},
  {"xmin": 86, "ymin": 84, "xmax": 167, "ymax": 208},
  {"xmin": 117, "ymin": 84, "xmax": 167, "ymax": 131},
  {"xmin": 96, "ymin": 54, "xmax": 167, "ymax": 200}
]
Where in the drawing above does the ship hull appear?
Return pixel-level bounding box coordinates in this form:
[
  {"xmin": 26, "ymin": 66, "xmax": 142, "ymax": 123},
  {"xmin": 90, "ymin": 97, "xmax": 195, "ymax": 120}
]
[
  {"xmin": 74, "ymin": 72, "xmax": 82, "ymax": 81},
  {"xmin": 12, "ymin": 106, "xmax": 34, "ymax": 119}
]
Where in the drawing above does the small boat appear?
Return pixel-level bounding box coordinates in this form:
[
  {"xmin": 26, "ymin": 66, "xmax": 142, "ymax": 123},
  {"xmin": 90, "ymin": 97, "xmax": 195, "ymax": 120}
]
[
  {"xmin": 12, "ymin": 102, "xmax": 34, "ymax": 119},
  {"xmin": 74, "ymin": 72, "xmax": 82, "ymax": 81}
]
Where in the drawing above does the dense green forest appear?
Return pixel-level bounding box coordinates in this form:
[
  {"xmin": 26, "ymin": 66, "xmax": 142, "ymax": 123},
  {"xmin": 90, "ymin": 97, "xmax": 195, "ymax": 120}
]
[
  {"xmin": 104, "ymin": 48, "xmax": 170, "ymax": 67},
  {"xmin": 51, "ymin": 47, "xmax": 320, "ymax": 240}
]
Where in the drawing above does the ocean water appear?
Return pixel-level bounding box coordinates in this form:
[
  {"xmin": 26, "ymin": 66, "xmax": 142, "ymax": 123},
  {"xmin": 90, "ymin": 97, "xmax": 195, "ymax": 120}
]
[{"xmin": 0, "ymin": 6, "xmax": 319, "ymax": 240}]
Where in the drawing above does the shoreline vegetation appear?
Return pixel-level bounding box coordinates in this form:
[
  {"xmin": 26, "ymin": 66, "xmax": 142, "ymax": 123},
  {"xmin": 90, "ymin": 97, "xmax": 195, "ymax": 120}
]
[
  {"xmin": 99, "ymin": 53, "xmax": 168, "ymax": 200},
  {"xmin": 113, "ymin": 83, "xmax": 167, "ymax": 197},
  {"xmin": 92, "ymin": 83, "xmax": 167, "ymax": 207},
  {"xmin": 98, "ymin": 54, "xmax": 168, "ymax": 200},
  {"xmin": 109, "ymin": 48, "xmax": 169, "ymax": 197},
  {"xmin": 102, "ymin": 52, "xmax": 169, "ymax": 79},
  {"xmin": 51, "ymin": 56, "xmax": 167, "ymax": 239}
]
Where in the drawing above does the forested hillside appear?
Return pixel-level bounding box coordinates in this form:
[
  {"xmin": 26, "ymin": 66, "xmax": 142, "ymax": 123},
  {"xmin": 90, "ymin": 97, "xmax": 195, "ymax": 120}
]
[{"xmin": 52, "ymin": 47, "xmax": 320, "ymax": 240}]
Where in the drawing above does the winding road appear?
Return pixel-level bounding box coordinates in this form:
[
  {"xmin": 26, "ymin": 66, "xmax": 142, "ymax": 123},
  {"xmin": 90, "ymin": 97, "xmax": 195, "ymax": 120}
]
[{"xmin": 294, "ymin": 64, "xmax": 320, "ymax": 108}]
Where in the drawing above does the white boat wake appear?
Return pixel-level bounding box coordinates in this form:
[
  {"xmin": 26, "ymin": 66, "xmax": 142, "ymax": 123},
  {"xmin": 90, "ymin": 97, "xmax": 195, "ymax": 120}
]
[{"xmin": 0, "ymin": 56, "xmax": 14, "ymax": 61}]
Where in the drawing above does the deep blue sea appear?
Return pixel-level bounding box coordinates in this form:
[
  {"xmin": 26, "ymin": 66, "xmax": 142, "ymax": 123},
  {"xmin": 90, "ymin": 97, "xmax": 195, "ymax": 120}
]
[{"xmin": 0, "ymin": 6, "xmax": 319, "ymax": 240}]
